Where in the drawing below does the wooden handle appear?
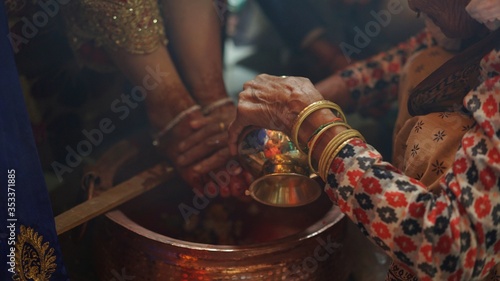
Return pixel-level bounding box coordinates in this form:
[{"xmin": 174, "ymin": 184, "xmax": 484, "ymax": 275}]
[{"xmin": 55, "ymin": 163, "xmax": 175, "ymax": 235}]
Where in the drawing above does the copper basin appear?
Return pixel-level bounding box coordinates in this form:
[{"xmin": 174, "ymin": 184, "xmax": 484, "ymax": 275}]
[{"xmin": 88, "ymin": 136, "xmax": 352, "ymax": 281}]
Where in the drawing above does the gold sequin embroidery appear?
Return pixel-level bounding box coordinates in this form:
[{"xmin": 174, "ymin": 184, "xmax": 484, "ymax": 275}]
[{"xmin": 63, "ymin": 0, "xmax": 167, "ymax": 55}]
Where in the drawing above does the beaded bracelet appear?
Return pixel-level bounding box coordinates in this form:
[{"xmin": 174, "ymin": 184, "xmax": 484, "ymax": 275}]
[
  {"xmin": 152, "ymin": 104, "xmax": 201, "ymax": 146},
  {"xmin": 202, "ymin": 97, "xmax": 234, "ymax": 115},
  {"xmin": 307, "ymin": 121, "xmax": 351, "ymax": 174},
  {"xmin": 291, "ymin": 100, "xmax": 346, "ymax": 154}
]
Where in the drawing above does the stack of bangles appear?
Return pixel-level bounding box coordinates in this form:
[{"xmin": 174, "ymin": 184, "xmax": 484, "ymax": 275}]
[
  {"xmin": 291, "ymin": 100, "xmax": 366, "ymax": 180},
  {"xmin": 152, "ymin": 97, "xmax": 234, "ymax": 146}
]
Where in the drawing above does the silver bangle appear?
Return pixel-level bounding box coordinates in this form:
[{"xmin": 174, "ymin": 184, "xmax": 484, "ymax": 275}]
[
  {"xmin": 202, "ymin": 97, "xmax": 234, "ymax": 115},
  {"xmin": 152, "ymin": 104, "xmax": 201, "ymax": 146}
]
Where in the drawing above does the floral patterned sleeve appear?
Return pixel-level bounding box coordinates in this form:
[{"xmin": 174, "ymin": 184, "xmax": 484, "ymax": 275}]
[
  {"xmin": 338, "ymin": 31, "xmax": 431, "ymax": 117},
  {"xmin": 325, "ymin": 56, "xmax": 500, "ymax": 280}
]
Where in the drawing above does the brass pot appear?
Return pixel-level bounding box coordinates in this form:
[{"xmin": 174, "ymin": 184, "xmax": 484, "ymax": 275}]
[
  {"xmin": 238, "ymin": 128, "xmax": 322, "ymax": 207},
  {"xmin": 89, "ymin": 136, "xmax": 352, "ymax": 281}
]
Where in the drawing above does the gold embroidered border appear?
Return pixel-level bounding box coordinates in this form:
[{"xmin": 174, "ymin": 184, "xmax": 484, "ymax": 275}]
[{"xmin": 13, "ymin": 225, "xmax": 56, "ymax": 281}]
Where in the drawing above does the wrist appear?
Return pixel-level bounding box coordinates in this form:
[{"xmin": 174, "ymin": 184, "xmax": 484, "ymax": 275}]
[
  {"xmin": 310, "ymin": 125, "xmax": 348, "ymax": 168},
  {"xmin": 190, "ymin": 79, "xmax": 228, "ymax": 107},
  {"xmin": 202, "ymin": 97, "xmax": 234, "ymax": 115},
  {"xmin": 298, "ymin": 108, "xmax": 338, "ymax": 145},
  {"xmin": 316, "ymin": 128, "xmax": 364, "ymax": 179},
  {"xmin": 152, "ymin": 104, "xmax": 201, "ymax": 147},
  {"xmin": 147, "ymin": 93, "xmax": 198, "ymax": 129},
  {"xmin": 291, "ymin": 100, "xmax": 346, "ymax": 153}
]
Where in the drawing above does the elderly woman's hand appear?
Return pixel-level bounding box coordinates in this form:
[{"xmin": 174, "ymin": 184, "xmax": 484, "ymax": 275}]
[{"xmin": 228, "ymin": 74, "xmax": 327, "ymax": 155}]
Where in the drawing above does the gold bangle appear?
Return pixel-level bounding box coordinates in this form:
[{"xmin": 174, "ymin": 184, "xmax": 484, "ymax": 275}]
[
  {"xmin": 323, "ymin": 135, "xmax": 363, "ymax": 179},
  {"xmin": 323, "ymin": 130, "xmax": 362, "ymax": 179},
  {"xmin": 307, "ymin": 122, "xmax": 351, "ymax": 174},
  {"xmin": 318, "ymin": 130, "xmax": 350, "ymax": 178},
  {"xmin": 318, "ymin": 129, "xmax": 353, "ymax": 179},
  {"xmin": 319, "ymin": 130, "xmax": 364, "ymax": 179},
  {"xmin": 291, "ymin": 100, "xmax": 346, "ymax": 154},
  {"xmin": 292, "ymin": 101, "xmax": 346, "ymax": 152},
  {"xmin": 317, "ymin": 129, "xmax": 361, "ymax": 179}
]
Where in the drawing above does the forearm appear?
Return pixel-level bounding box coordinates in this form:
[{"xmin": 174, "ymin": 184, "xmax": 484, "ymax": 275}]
[
  {"xmin": 310, "ymin": 128, "xmax": 498, "ymax": 280},
  {"xmin": 108, "ymin": 47, "xmax": 196, "ymax": 129},
  {"xmin": 308, "ymin": 79, "xmax": 500, "ymax": 280},
  {"xmin": 316, "ymin": 31, "xmax": 431, "ymax": 117},
  {"xmin": 64, "ymin": 0, "xmax": 205, "ymax": 129},
  {"xmin": 324, "ymin": 138, "xmax": 499, "ymax": 281},
  {"xmin": 161, "ymin": 0, "xmax": 228, "ymax": 106}
]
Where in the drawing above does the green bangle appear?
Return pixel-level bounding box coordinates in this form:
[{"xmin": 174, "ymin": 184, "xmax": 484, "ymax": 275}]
[
  {"xmin": 291, "ymin": 100, "xmax": 346, "ymax": 154},
  {"xmin": 306, "ymin": 118, "xmax": 344, "ymax": 146}
]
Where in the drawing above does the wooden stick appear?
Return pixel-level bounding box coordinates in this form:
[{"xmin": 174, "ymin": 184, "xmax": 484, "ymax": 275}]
[{"xmin": 55, "ymin": 163, "xmax": 175, "ymax": 235}]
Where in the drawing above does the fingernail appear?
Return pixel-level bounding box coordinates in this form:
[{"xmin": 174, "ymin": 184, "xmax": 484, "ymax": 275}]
[
  {"xmin": 193, "ymin": 165, "xmax": 202, "ymax": 172},
  {"xmin": 178, "ymin": 142, "xmax": 185, "ymax": 150}
]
